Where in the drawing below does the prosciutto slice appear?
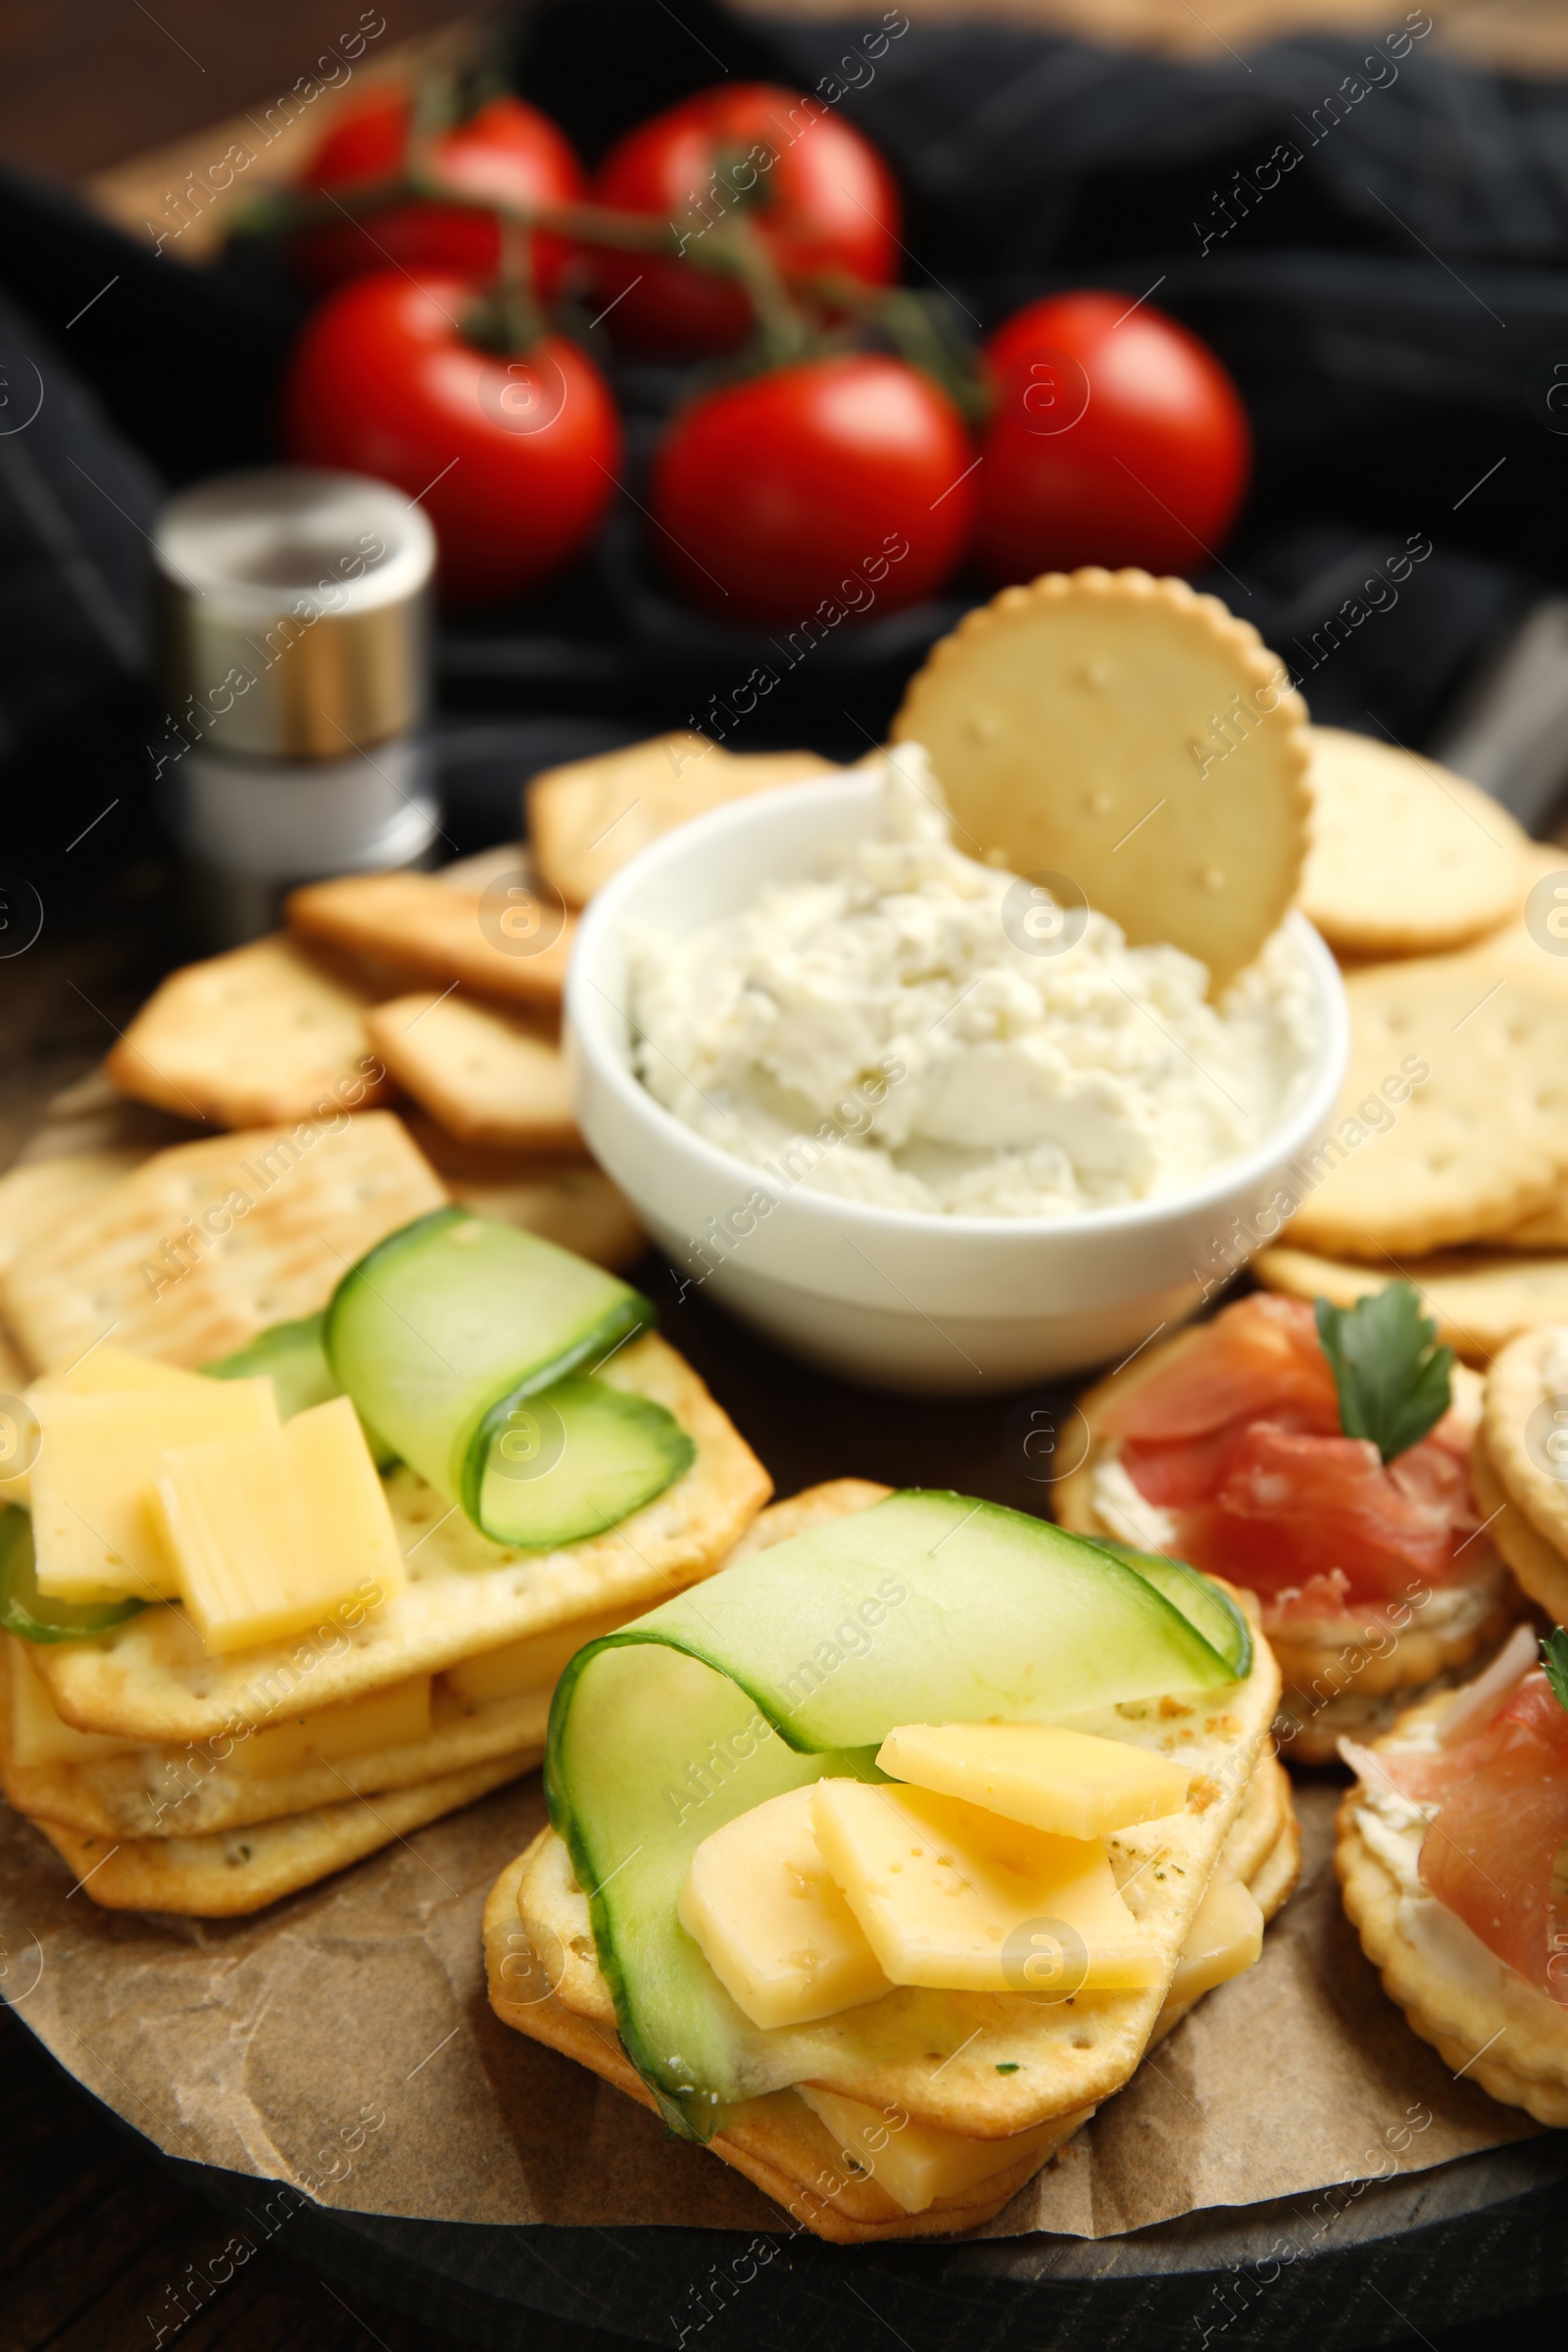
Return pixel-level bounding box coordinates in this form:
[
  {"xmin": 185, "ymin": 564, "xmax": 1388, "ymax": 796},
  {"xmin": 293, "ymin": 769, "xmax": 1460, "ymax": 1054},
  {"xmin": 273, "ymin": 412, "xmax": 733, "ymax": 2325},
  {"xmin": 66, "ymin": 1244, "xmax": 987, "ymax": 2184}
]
[{"xmin": 1106, "ymin": 1295, "xmax": 1480, "ymax": 1607}]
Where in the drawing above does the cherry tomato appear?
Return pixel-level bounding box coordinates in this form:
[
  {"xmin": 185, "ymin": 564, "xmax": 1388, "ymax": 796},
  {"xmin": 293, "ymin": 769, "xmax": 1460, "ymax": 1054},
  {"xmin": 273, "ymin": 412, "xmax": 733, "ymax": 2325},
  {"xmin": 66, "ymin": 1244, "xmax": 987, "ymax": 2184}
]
[
  {"xmin": 282, "ymin": 270, "xmax": 620, "ymax": 604},
  {"xmin": 290, "ymin": 91, "xmax": 586, "ymax": 301},
  {"xmin": 651, "ymin": 355, "xmax": 973, "ymax": 624},
  {"xmin": 974, "ymin": 291, "xmax": 1251, "ymax": 581},
  {"xmin": 591, "ymin": 84, "xmax": 901, "ymax": 358}
]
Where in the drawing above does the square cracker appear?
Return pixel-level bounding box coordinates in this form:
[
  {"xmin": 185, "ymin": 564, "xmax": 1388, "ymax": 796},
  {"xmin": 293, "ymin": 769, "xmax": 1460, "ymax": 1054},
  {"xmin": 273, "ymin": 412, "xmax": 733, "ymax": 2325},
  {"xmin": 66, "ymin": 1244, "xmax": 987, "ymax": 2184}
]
[
  {"xmin": 365, "ymin": 994, "xmax": 580, "ymax": 1152},
  {"xmin": 24, "ymin": 1744, "xmax": 533, "ymax": 1916},
  {"xmin": 406, "ymin": 1114, "xmax": 643, "ymax": 1271},
  {"xmin": 288, "ymin": 870, "xmax": 574, "ymax": 1008},
  {"xmin": 3, "ymin": 1659, "xmax": 553, "ymax": 1842},
  {"xmin": 103, "ymin": 934, "xmax": 390, "ymax": 1130},
  {"xmin": 0, "ymin": 1152, "xmax": 144, "ymax": 1280},
  {"xmin": 1, "ymin": 1110, "xmax": 446, "ymax": 1372},
  {"xmin": 489, "ymin": 1482, "xmax": 1280, "ymax": 2170},
  {"xmin": 35, "ymin": 1332, "xmax": 771, "ymax": 1743},
  {"xmin": 527, "ymin": 735, "xmax": 839, "ymax": 906}
]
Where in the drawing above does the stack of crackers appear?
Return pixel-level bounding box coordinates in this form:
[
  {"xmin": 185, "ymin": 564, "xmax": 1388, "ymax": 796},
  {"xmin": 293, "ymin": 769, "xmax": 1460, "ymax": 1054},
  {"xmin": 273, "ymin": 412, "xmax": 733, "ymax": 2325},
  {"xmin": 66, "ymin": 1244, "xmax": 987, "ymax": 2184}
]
[{"xmin": 1254, "ymin": 725, "xmax": 1568, "ymax": 1363}]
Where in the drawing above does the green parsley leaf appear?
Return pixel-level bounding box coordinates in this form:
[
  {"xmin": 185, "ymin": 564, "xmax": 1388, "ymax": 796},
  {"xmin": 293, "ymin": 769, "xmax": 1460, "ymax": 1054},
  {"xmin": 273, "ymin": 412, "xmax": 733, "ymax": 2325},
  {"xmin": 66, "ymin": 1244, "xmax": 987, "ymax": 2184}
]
[
  {"xmin": 995, "ymin": 2062, "xmax": 1020, "ymax": 2074},
  {"xmin": 1313, "ymin": 1284, "xmax": 1454, "ymax": 1464},
  {"xmin": 1542, "ymin": 1629, "xmax": 1568, "ymax": 1718}
]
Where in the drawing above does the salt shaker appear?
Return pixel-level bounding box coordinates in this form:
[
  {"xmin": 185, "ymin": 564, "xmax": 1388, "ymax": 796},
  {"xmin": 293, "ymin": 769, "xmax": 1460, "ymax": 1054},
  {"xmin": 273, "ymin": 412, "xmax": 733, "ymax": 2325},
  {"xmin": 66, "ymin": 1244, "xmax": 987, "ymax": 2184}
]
[{"xmin": 150, "ymin": 467, "xmax": 438, "ymax": 947}]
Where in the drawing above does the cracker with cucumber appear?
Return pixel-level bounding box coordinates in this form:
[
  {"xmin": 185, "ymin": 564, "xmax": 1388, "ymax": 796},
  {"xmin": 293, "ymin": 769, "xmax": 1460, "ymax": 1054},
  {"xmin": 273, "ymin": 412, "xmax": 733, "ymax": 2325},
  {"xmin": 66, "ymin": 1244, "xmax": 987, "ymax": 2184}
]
[
  {"xmin": 0, "ymin": 1176, "xmax": 768, "ymax": 1912},
  {"xmin": 484, "ymin": 1481, "xmax": 1292, "ymax": 2242}
]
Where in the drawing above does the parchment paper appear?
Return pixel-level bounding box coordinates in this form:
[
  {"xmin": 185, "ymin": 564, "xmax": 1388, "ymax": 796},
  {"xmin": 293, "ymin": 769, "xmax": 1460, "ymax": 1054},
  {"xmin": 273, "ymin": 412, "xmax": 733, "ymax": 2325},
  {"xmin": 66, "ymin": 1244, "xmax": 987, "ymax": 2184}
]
[{"xmin": 0, "ymin": 1778, "xmax": 1538, "ymax": 2240}]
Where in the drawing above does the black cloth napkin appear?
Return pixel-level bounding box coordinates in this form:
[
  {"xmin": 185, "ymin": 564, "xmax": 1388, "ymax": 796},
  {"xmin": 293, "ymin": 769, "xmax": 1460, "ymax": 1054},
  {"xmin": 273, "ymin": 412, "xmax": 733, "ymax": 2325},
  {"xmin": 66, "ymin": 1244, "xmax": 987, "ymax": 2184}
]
[{"xmin": 4, "ymin": 0, "xmax": 1567, "ymax": 878}]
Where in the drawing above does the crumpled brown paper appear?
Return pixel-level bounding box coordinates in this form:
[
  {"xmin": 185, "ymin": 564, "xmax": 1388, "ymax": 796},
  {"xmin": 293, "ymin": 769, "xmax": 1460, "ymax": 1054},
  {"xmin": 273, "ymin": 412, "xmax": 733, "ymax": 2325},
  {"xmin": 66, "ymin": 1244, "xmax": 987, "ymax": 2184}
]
[{"xmin": 0, "ymin": 1777, "xmax": 1538, "ymax": 2239}]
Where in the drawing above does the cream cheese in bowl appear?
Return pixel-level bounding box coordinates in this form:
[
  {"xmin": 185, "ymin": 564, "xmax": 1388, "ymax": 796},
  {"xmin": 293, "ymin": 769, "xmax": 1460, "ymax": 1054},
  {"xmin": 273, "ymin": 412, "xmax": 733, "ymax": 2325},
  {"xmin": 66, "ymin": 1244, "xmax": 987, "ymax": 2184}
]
[{"xmin": 627, "ymin": 748, "xmax": 1319, "ymax": 1221}]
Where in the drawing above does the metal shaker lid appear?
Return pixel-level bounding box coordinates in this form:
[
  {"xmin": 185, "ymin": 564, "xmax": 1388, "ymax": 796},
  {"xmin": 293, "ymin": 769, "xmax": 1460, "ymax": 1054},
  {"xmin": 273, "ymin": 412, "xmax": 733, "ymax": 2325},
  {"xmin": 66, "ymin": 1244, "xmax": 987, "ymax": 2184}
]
[{"xmin": 153, "ymin": 467, "xmax": 435, "ymax": 761}]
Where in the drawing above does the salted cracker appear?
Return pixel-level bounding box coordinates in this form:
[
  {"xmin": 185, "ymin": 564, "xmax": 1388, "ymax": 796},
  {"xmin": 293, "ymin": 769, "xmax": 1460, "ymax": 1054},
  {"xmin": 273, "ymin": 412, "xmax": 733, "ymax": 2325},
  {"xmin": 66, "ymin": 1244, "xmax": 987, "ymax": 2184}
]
[
  {"xmin": 1338, "ymin": 1690, "xmax": 1568, "ymax": 2127},
  {"xmin": 527, "ymin": 735, "xmax": 838, "ymax": 907},
  {"xmin": 366, "ymin": 994, "xmax": 580, "ymax": 1153},
  {"xmin": 0, "ymin": 1152, "xmax": 144, "ymax": 1283},
  {"xmin": 1468, "ymin": 1428, "xmax": 1568, "ymax": 1626},
  {"xmin": 25, "ymin": 1747, "xmax": 531, "ymax": 1917},
  {"xmin": 1, "ymin": 1112, "xmax": 446, "ymax": 1373},
  {"xmin": 487, "ymin": 1482, "xmax": 1281, "ymax": 2192},
  {"xmin": 34, "ymin": 1333, "xmax": 770, "ymax": 1743},
  {"xmin": 2, "ymin": 1665, "xmax": 552, "ymax": 1842},
  {"xmin": 1298, "ymin": 727, "xmax": 1525, "ymax": 958},
  {"xmin": 892, "ymin": 568, "xmax": 1311, "ymax": 988},
  {"xmin": 103, "ymin": 934, "xmax": 390, "ymax": 1130},
  {"xmin": 1256, "ymin": 1243, "xmax": 1568, "ymax": 1366},
  {"xmin": 486, "ymin": 1493, "xmax": 1292, "ymax": 2249},
  {"xmin": 1482, "ymin": 1325, "xmax": 1568, "ymax": 1586},
  {"xmin": 287, "ymin": 870, "xmax": 574, "ymax": 1009},
  {"xmin": 1283, "ymin": 956, "xmax": 1568, "ymax": 1257}
]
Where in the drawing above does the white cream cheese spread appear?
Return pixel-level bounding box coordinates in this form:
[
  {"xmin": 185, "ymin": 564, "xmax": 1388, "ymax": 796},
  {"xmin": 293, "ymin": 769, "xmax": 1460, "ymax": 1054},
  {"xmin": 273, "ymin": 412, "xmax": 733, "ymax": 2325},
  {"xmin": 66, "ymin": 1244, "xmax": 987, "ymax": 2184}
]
[{"xmin": 627, "ymin": 748, "xmax": 1319, "ymax": 1220}]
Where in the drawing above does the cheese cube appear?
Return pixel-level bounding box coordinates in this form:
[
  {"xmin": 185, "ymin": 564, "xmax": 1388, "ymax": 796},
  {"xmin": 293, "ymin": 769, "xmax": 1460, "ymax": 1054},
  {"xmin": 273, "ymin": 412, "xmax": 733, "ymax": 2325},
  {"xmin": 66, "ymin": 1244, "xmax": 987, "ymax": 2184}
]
[
  {"xmin": 7, "ymin": 1636, "xmax": 149, "ymax": 1768},
  {"xmin": 877, "ymin": 1722, "xmax": 1191, "ymax": 1841},
  {"xmin": 809, "ymin": 1779, "xmax": 1160, "ymax": 1994},
  {"xmin": 677, "ymin": 1785, "xmax": 894, "ymax": 2030},
  {"xmin": 223, "ymin": 1675, "xmax": 431, "ymax": 1780},
  {"xmin": 445, "ymin": 1604, "xmax": 645, "ymax": 1706},
  {"xmin": 155, "ymin": 1395, "xmax": 406, "ymax": 1654},
  {"xmin": 795, "ymin": 2083, "xmax": 1083, "ymax": 2215},
  {"xmin": 1164, "ymin": 1872, "xmax": 1263, "ymax": 2007},
  {"xmin": 31, "ymin": 1347, "xmax": 211, "ymax": 1398},
  {"xmin": 30, "ymin": 1380, "xmax": 279, "ymax": 1603}
]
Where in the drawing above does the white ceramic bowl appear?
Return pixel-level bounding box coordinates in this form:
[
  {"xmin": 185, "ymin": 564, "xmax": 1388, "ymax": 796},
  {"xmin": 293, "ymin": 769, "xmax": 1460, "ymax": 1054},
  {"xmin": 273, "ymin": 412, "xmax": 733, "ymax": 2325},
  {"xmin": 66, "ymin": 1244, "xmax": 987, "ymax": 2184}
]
[{"xmin": 567, "ymin": 772, "xmax": 1349, "ymax": 1394}]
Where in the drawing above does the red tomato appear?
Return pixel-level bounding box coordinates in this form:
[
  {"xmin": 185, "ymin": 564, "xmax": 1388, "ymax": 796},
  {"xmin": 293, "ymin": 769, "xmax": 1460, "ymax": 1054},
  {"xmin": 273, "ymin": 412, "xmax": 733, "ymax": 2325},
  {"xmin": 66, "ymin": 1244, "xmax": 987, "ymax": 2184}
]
[
  {"xmin": 591, "ymin": 84, "xmax": 901, "ymax": 357},
  {"xmin": 290, "ymin": 91, "xmax": 586, "ymax": 301},
  {"xmin": 282, "ymin": 271, "xmax": 620, "ymax": 604},
  {"xmin": 650, "ymin": 355, "xmax": 973, "ymax": 624},
  {"xmin": 974, "ymin": 291, "xmax": 1250, "ymax": 581}
]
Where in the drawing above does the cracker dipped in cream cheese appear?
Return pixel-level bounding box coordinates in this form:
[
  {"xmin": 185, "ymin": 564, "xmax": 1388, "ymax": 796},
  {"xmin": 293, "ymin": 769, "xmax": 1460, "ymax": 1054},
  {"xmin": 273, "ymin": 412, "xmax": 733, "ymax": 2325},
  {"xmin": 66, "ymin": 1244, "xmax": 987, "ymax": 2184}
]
[{"xmin": 628, "ymin": 747, "xmax": 1319, "ymax": 1219}]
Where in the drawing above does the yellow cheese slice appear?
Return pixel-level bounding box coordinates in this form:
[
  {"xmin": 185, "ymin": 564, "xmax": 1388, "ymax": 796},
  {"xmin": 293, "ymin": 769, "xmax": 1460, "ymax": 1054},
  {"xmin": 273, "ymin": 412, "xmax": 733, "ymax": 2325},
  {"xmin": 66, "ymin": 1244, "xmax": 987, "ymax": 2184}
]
[
  {"xmin": 677, "ymin": 1786, "xmax": 894, "ymax": 2030},
  {"xmin": 877, "ymin": 1722, "xmax": 1191, "ymax": 1841},
  {"xmin": 8, "ymin": 1636, "xmax": 150, "ymax": 1768},
  {"xmin": 809, "ymin": 1779, "xmax": 1160, "ymax": 1994},
  {"xmin": 1164, "ymin": 1870, "xmax": 1263, "ymax": 2007},
  {"xmin": 154, "ymin": 1394, "xmax": 407, "ymax": 1654},
  {"xmin": 29, "ymin": 1380, "xmax": 279, "ymax": 1604},
  {"xmin": 30, "ymin": 1347, "xmax": 211, "ymax": 1399},
  {"xmin": 223, "ymin": 1674, "xmax": 432, "ymax": 1780},
  {"xmin": 444, "ymin": 1602, "xmax": 646, "ymax": 1706},
  {"xmin": 795, "ymin": 2082, "xmax": 1082, "ymax": 2216},
  {"xmin": 1, "ymin": 1349, "xmax": 213, "ymax": 1512}
]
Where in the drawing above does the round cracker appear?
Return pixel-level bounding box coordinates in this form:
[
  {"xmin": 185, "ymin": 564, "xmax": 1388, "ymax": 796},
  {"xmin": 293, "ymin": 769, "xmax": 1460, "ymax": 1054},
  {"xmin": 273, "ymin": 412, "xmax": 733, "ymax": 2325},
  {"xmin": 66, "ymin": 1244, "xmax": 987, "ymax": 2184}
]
[
  {"xmin": 1337, "ymin": 1719, "xmax": 1568, "ymax": 2127},
  {"xmin": 1482, "ymin": 1324, "xmax": 1568, "ymax": 1578},
  {"xmin": 1056, "ymin": 1329, "xmax": 1510, "ymax": 1755},
  {"xmin": 1298, "ymin": 727, "xmax": 1525, "ymax": 957},
  {"xmin": 1468, "ymin": 1425, "xmax": 1568, "ymax": 1624},
  {"xmin": 891, "ymin": 568, "xmax": 1311, "ymax": 988},
  {"xmin": 1256, "ymin": 1243, "xmax": 1568, "ymax": 1366},
  {"xmin": 1284, "ymin": 957, "xmax": 1568, "ymax": 1257}
]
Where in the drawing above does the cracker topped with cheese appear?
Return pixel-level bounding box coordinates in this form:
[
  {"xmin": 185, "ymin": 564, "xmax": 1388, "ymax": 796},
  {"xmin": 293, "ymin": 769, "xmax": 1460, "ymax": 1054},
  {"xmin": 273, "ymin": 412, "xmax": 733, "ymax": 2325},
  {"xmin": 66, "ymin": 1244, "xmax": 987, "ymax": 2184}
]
[{"xmin": 485, "ymin": 1481, "xmax": 1291, "ymax": 2242}]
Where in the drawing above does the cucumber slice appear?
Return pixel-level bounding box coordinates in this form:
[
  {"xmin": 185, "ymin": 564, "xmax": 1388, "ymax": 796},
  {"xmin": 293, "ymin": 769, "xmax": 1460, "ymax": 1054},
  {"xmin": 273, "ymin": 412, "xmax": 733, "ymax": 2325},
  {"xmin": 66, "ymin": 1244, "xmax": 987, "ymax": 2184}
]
[
  {"xmin": 544, "ymin": 1490, "xmax": 1250, "ymax": 2135},
  {"xmin": 324, "ymin": 1208, "xmax": 654, "ymax": 1534},
  {"xmin": 475, "ymin": 1376, "xmax": 695, "ymax": 1549},
  {"xmin": 204, "ymin": 1313, "xmax": 398, "ymax": 1469},
  {"xmin": 1082, "ymin": 1537, "xmax": 1251, "ymax": 1683},
  {"xmin": 0, "ymin": 1504, "xmax": 145, "ymax": 1642}
]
